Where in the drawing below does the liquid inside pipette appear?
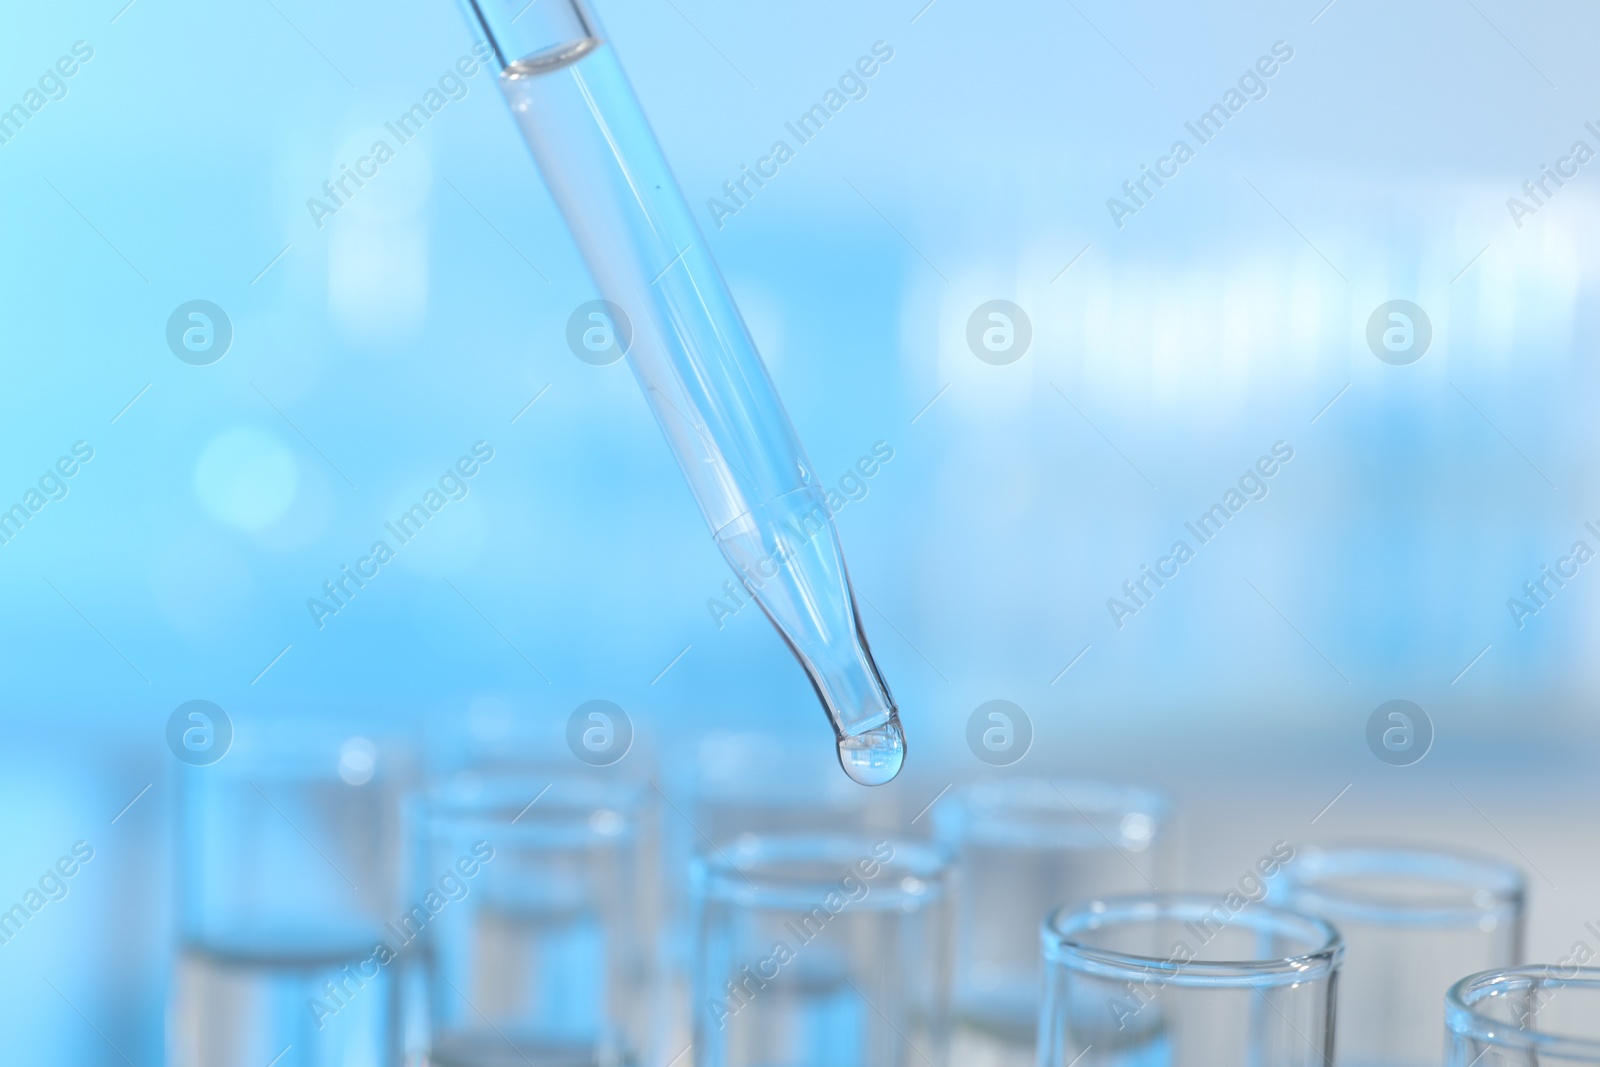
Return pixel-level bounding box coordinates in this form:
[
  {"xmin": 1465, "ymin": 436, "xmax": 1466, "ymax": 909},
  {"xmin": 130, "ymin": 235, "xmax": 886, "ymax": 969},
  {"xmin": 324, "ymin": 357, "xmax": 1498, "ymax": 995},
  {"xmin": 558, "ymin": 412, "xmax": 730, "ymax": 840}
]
[{"xmin": 712, "ymin": 489, "xmax": 905, "ymax": 785}]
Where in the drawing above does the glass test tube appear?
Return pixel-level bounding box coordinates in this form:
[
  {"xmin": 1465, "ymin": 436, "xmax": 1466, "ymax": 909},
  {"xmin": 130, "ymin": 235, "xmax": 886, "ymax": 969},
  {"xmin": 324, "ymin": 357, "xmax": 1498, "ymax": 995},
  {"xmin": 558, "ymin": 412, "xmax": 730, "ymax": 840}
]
[
  {"xmin": 691, "ymin": 834, "xmax": 951, "ymax": 1067},
  {"xmin": 171, "ymin": 731, "xmax": 411, "ymax": 1067},
  {"xmin": 1447, "ymin": 966, "xmax": 1600, "ymax": 1067},
  {"xmin": 656, "ymin": 734, "xmax": 882, "ymax": 1059},
  {"xmin": 1038, "ymin": 894, "xmax": 1342, "ymax": 1067},
  {"xmin": 932, "ymin": 780, "xmax": 1172, "ymax": 1067},
  {"xmin": 454, "ymin": 0, "xmax": 905, "ymax": 784},
  {"xmin": 410, "ymin": 771, "xmax": 653, "ymax": 1067},
  {"xmin": 1270, "ymin": 846, "xmax": 1525, "ymax": 1067}
]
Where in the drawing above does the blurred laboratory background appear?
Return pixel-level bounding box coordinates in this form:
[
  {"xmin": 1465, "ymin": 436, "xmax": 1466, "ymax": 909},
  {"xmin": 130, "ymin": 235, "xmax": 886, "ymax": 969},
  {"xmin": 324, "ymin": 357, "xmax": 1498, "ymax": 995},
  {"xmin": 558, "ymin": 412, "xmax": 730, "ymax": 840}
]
[{"xmin": 3, "ymin": 0, "xmax": 1600, "ymax": 1061}]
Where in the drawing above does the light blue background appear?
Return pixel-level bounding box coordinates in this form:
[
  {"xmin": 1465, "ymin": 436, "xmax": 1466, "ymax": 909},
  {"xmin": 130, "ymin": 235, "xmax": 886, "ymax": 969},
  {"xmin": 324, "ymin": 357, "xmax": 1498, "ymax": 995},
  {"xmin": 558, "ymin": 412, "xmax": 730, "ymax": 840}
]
[{"xmin": 3, "ymin": 0, "xmax": 1598, "ymax": 1060}]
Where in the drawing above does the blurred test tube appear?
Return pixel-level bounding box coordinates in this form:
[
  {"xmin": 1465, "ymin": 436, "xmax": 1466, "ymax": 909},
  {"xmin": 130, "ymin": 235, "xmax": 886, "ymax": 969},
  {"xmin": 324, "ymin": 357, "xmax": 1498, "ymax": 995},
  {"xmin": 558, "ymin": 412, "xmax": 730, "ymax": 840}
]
[
  {"xmin": 410, "ymin": 770, "xmax": 655, "ymax": 1067},
  {"xmin": 933, "ymin": 779, "xmax": 1172, "ymax": 1066},
  {"xmin": 170, "ymin": 730, "xmax": 412, "ymax": 1067},
  {"xmin": 691, "ymin": 834, "xmax": 951, "ymax": 1067},
  {"xmin": 1271, "ymin": 846, "xmax": 1525, "ymax": 1067},
  {"xmin": 656, "ymin": 733, "xmax": 880, "ymax": 1055}
]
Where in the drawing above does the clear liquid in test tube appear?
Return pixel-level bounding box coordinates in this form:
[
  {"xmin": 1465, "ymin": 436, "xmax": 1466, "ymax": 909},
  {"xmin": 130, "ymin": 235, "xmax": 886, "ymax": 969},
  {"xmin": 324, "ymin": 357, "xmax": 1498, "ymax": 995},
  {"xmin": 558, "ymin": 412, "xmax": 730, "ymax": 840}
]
[{"xmin": 457, "ymin": 0, "xmax": 905, "ymax": 784}]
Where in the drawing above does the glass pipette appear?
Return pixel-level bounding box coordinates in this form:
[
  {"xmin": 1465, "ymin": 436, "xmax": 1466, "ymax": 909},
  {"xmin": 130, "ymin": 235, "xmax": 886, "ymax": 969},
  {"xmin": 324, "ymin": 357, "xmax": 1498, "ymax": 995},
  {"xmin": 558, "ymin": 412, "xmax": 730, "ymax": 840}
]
[{"xmin": 457, "ymin": 0, "xmax": 905, "ymax": 784}]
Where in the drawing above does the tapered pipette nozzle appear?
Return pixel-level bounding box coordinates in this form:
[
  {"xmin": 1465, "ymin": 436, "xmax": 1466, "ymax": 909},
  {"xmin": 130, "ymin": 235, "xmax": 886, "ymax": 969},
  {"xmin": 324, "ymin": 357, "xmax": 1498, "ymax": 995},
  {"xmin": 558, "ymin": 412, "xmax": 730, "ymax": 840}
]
[{"xmin": 836, "ymin": 714, "xmax": 906, "ymax": 786}]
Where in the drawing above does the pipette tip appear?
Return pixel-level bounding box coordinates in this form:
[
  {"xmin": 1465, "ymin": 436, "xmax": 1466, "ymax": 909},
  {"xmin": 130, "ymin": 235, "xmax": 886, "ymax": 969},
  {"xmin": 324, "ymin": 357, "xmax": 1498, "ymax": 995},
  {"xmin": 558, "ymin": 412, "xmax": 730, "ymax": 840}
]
[{"xmin": 835, "ymin": 714, "xmax": 906, "ymax": 786}]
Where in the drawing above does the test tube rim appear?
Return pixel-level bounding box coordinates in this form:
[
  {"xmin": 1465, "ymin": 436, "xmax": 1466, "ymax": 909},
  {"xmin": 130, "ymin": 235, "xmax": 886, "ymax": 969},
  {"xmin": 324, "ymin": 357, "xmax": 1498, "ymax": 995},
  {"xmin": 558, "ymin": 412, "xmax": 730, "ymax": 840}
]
[
  {"xmin": 1273, "ymin": 844, "xmax": 1525, "ymax": 929},
  {"xmin": 694, "ymin": 833, "xmax": 950, "ymax": 912},
  {"xmin": 1042, "ymin": 892, "xmax": 1343, "ymax": 989},
  {"xmin": 934, "ymin": 777, "xmax": 1170, "ymax": 851},
  {"xmin": 178, "ymin": 929, "xmax": 387, "ymax": 969},
  {"xmin": 1446, "ymin": 965, "xmax": 1600, "ymax": 1056},
  {"xmin": 416, "ymin": 769, "xmax": 646, "ymax": 848}
]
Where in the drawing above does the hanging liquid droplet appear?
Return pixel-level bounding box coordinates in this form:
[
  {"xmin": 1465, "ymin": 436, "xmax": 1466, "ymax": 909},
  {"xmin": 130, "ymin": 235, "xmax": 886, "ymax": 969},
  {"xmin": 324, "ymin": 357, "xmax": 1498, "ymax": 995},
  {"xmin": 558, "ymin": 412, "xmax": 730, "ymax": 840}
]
[{"xmin": 836, "ymin": 716, "xmax": 906, "ymax": 786}]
